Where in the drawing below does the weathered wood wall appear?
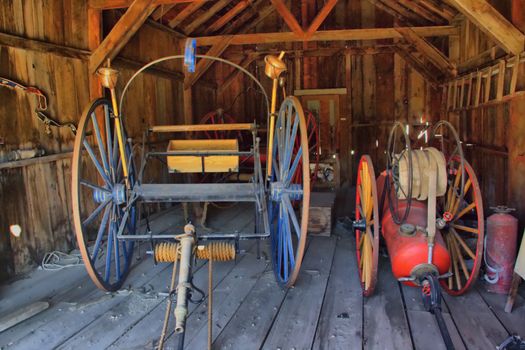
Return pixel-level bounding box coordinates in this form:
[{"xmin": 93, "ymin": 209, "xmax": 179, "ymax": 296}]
[
  {"xmin": 212, "ymin": 0, "xmax": 441, "ymax": 188},
  {"xmin": 0, "ymin": 2, "xmax": 190, "ymax": 281},
  {"xmin": 444, "ymin": 7, "xmax": 525, "ymax": 231}
]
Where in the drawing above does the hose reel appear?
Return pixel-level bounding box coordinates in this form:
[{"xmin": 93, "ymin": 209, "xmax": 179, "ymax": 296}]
[{"xmin": 396, "ymin": 147, "xmax": 447, "ymax": 201}]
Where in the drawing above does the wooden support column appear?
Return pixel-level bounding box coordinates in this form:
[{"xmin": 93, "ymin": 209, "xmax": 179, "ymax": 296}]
[
  {"xmin": 89, "ymin": 0, "xmax": 157, "ymax": 73},
  {"xmin": 496, "ymin": 60, "xmax": 506, "ymax": 101},
  {"xmin": 510, "ymin": 55, "xmax": 521, "ymax": 94},
  {"xmin": 88, "ymin": 8, "xmax": 103, "ymax": 99}
]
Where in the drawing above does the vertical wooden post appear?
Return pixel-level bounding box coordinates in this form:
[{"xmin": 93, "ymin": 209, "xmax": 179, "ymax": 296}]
[
  {"xmin": 474, "ymin": 71, "xmax": 482, "ymax": 106},
  {"xmin": 496, "ymin": 59, "xmax": 506, "ymax": 101},
  {"xmin": 294, "ymin": 51, "xmax": 301, "ymax": 90},
  {"xmin": 466, "ymin": 72, "xmax": 474, "ymax": 108},
  {"xmin": 459, "ymin": 77, "xmax": 465, "ymax": 108},
  {"xmin": 345, "ymin": 52, "xmax": 353, "ymax": 183},
  {"xmin": 88, "ymin": 8, "xmax": 103, "ymax": 100},
  {"xmin": 510, "ymin": 54, "xmax": 520, "ymax": 94},
  {"xmin": 484, "ymin": 66, "xmax": 493, "ymax": 103}
]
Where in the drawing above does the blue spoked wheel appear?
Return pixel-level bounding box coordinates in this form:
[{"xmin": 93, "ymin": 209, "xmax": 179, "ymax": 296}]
[
  {"xmin": 72, "ymin": 99, "xmax": 137, "ymax": 291},
  {"xmin": 269, "ymin": 96, "xmax": 310, "ymax": 287}
]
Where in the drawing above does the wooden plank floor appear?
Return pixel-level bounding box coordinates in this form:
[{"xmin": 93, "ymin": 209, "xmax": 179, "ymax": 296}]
[{"xmin": 1, "ymin": 203, "xmax": 525, "ymax": 349}]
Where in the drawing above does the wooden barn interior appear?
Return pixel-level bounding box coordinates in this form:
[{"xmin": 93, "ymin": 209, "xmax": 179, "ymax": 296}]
[{"xmin": 1, "ymin": 0, "xmax": 525, "ymax": 349}]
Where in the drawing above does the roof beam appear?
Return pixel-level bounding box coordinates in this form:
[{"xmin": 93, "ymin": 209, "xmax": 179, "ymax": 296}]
[
  {"xmin": 396, "ymin": 27, "xmax": 457, "ymax": 76},
  {"xmin": 184, "ymin": 35, "xmax": 233, "ymax": 88},
  {"xmin": 396, "ymin": 0, "xmax": 443, "ymax": 23},
  {"xmin": 445, "ymin": 0, "xmax": 525, "ymax": 54},
  {"xmin": 167, "ymin": 0, "xmax": 206, "ymax": 28},
  {"xmin": 207, "ymin": 0, "xmax": 253, "ymax": 34},
  {"xmin": 195, "ymin": 26, "xmax": 458, "ymax": 46},
  {"xmin": 89, "ymin": 0, "xmax": 208, "ymax": 10},
  {"xmin": 305, "ymin": 0, "xmax": 338, "ymax": 38},
  {"xmin": 182, "ymin": 0, "xmax": 229, "ymax": 35},
  {"xmin": 151, "ymin": 4, "xmax": 175, "ymax": 20},
  {"xmin": 270, "ymin": 0, "xmax": 305, "ymax": 37},
  {"xmin": 238, "ymin": 3, "xmax": 276, "ymax": 33},
  {"xmin": 89, "ymin": 0, "xmax": 156, "ymax": 73}
]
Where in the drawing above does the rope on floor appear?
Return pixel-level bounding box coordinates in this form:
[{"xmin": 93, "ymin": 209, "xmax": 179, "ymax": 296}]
[{"xmin": 41, "ymin": 251, "xmax": 84, "ymax": 270}]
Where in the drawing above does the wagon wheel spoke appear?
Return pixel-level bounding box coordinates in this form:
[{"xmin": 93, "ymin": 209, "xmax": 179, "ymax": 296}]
[
  {"xmin": 440, "ymin": 156, "xmax": 483, "ymax": 296},
  {"xmin": 355, "ymin": 155, "xmax": 379, "ymax": 296},
  {"xmin": 270, "ymin": 97, "xmax": 309, "ymax": 287},
  {"xmin": 72, "ymin": 99, "xmax": 137, "ymax": 292}
]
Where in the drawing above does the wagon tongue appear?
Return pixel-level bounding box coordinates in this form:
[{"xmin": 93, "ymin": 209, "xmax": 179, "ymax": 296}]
[{"xmin": 421, "ymin": 274, "xmax": 455, "ymax": 350}]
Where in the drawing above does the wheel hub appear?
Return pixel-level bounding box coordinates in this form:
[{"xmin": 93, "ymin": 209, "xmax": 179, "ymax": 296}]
[
  {"xmin": 94, "ymin": 184, "xmax": 126, "ymax": 204},
  {"xmin": 270, "ymin": 182, "xmax": 303, "ymax": 201}
]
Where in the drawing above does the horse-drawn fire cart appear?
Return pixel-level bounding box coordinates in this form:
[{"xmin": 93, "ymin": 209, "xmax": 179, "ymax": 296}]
[{"xmin": 71, "ymin": 52, "xmax": 311, "ymax": 348}]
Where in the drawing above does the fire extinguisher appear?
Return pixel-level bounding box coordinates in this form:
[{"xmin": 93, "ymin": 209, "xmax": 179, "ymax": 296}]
[{"xmin": 484, "ymin": 206, "xmax": 519, "ymax": 294}]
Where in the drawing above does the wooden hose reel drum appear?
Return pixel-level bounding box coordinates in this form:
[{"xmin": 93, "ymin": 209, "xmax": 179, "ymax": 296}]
[{"xmin": 354, "ymin": 120, "xmax": 484, "ymax": 297}]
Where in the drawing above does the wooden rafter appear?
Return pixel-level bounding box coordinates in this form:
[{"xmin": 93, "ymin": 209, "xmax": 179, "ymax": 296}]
[
  {"xmin": 305, "ymin": 0, "xmax": 338, "ymax": 38},
  {"xmin": 414, "ymin": 0, "xmax": 454, "ymax": 21},
  {"xmin": 182, "ymin": 0, "xmax": 229, "ymax": 35},
  {"xmin": 396, "ymin": 0, "xmax": 443, "ymax": 23},
  {"xmin": 445, "ymin": 0, "xmax": 525, "ymax": 55},
  {"xmin": 208, "ymin": 0, "xmax": 253, "ymax": 34},
  {"xmin": 221, "ymin": 0, "xmax": 265, "ymax": 35},
  {"xmin": 366, "ymin": 0, "xmax": 413, "ymax": 25},
  {"xmin": 167, "ymin": 0, "xmax": 206, "ymax": 28},
  {"xmin": 151, "ymin": 4, "xmax": 175, "ymax": 20},
  {"xmin": 380, "ymin": 0, "xmax": 426, "ymax": 25},
  {"xmin": 396, "ymin": 27, "xmax": 456, "ymax": 77},
  {"xmin": 238, "ymin": 3, "xmax": 276, "ymax": 34},
  {"xmin": 89, "ymin": 0, "xmax": 156, "ymax": 73},
  {"xmin": 184, "ymin": 35, "xmax": 233, "ymax": 89},
  {"xmin": 89, "ymin": 0, "xmax": 208, "ymax": 9},
  {"xmin": 195, "ymin": 26, "xmax": 458, "ymax": 46},
  {"xmin": 270, "ymin": 0, "xmax": 304, "ymax": 37}
]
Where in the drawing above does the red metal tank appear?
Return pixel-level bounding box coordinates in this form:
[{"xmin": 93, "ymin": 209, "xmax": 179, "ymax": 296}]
[
  {"xmin": 377, "ymin": 173, "xmax": 451, "ymax": 286},
  {"xmin": 485, "ymin": 206, "xmax": 518, "ymax": 294}
]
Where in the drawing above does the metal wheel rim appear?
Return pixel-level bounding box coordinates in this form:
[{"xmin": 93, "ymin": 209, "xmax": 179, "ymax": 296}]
[
  {"xmin": 440, "ymin": 157, "xmax": 484, "ymax": 295},
  {"xmin": 269, "ymin": 96, "xmax": 310, "ymax": 287},
  {"xmin": 355, "ymin": 155, "xmax": 380, "ymax": 296},
  {"xmin": 386, "ymin": 122, "xmax": 413, "ymax": 225},
  {"xmin": 72, "ymin": 98, "xmax": 137, "ymax": 291}
]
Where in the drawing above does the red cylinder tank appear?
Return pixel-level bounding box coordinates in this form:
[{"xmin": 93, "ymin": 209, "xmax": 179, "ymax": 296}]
[
  {"xmin": 377, "ymin": 173, "xmax": 451, "ymax": 286},
  {"xmin": 485, "ymin": 206, "xmax": 518, "ymax": 294}
]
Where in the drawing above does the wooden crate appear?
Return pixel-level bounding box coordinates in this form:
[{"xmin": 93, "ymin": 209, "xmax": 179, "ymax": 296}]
[
  {"xmin": 308, "ymin": 192, "xmax": 336, "ymax": 236},
  {"xmin": 166, "ymin": 139, "xmax": 239, "ymax": 173}
]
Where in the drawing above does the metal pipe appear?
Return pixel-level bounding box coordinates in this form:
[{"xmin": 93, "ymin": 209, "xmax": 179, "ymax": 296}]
[
  {"xmin": 174, "ymin": 225, "xmax": 195, "ymax": 334},
  {"xmin": 147, "ymin": 151, "xmax": 253, "ymax": 157},
  {"xmin": 117, "ymin": 233, "xmax": 270, "ymax": 241}
]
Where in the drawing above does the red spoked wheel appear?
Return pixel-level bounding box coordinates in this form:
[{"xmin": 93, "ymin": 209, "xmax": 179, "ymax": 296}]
[
  {"xmin": 198, "ymin": 110, "xmax": 246, "ymax": 146},
  {"xmin": 355, "ymin": 155, "xmax": 380, "ymax": 296},
  {"xmin": 291, "ymin": 109, "xmax": 320, "ymax": 188},
  {"xmin": 439, "ymin": 156, "xmax": 484, "ymax": 295}
]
